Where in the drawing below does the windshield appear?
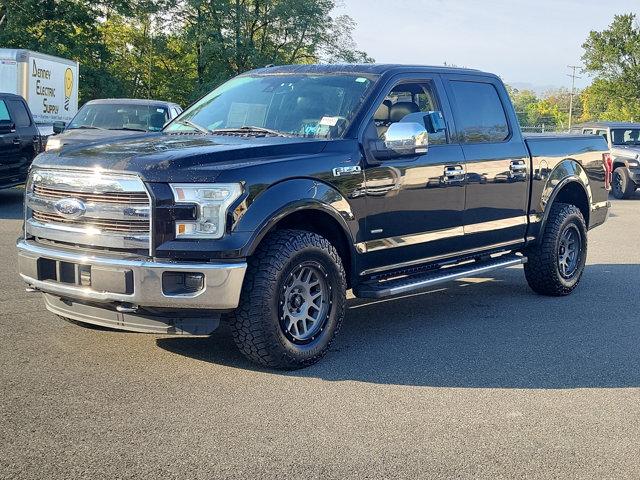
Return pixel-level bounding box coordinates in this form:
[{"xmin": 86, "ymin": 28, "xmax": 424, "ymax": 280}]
[
  {"xmin": 165, "ymin": 74, "xmax": 377, "ymax": 139},
  {"xmin": 611, "ymin": 128, "xmax": 640, "ymax": 146},
  {"xmin": 68, "ymin": 103, "xmax": 169, "ymax": 132}
]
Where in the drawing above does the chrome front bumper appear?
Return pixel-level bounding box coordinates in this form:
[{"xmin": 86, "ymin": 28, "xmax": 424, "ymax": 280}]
[{"xmin": 17, "ymin": 239, "xmax": 247, "ymax": 311}]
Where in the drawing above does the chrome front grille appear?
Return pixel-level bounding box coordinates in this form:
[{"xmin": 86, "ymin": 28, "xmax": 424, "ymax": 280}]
[
  {"xmin": 33, "ymin": 185, "xmax": 149, "ymax": 205},
  {"xmin": 25, "ymin": 169, "xmax": 151, "ymax": 251},
  {"xmin": 32, "ymin": 211, "xmax": 150, "ymax": 234}
]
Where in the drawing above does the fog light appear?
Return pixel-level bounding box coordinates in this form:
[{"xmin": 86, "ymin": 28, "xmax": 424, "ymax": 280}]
[{"xmin": 162, "ymin": 272, "xmax": 205, "ymax": 296}]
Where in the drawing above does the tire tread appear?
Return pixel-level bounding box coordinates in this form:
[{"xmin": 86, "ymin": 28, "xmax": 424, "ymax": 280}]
[
  {"xmin": 524, "ymin": 202, "xmax": 587, "ymax": 296},
  {"xmin": 228, "ymin": 229, "xmax": 346, "ymax": 369}
]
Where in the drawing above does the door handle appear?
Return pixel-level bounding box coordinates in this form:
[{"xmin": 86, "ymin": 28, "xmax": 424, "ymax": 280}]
[
  {"xmin": 12, "ymin": 138, "xmax": 21, "ymax": 145},
  {"xmin": 443, "ymin": 165, "xmax": 465, "ymax": 183},
  {"xmin": 444, "ymin": 165, "xmax": 465, "ymax": 177},
  {"xmin": 509, "ymin": 160, "xmax": 527, "ymax": 172}
]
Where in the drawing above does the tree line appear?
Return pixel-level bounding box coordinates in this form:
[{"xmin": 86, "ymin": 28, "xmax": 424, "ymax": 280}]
[
  {"xmin": 0, "ymin": 0, "xmax": 372, "ymax": 106},
  {"xmin": 1, "ymin": 3, "xmax": 638, "ymax": 127}
]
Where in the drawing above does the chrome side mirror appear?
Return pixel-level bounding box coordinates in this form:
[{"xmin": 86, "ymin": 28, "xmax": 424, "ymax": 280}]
[{"xmin": 383, "ymin": 122, "xmax": 429, "ymax": 156}]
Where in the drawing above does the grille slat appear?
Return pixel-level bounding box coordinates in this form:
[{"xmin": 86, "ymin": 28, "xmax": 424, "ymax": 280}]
[
  {"xmin": 34, "ymin": 185, "xmax": 148, "ymax": 205},
  {"xmin": 27, "ymin": 170, "xmax": 151, "ymax": 251},
  {"xmin": 32, "ymin": 211, "xmax": 149, "ymax": 234}
]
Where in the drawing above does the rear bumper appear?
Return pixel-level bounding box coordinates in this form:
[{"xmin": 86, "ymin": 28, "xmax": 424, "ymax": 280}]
[{"xmin": 17, "ymin": 239, "xmax": 246, "ymax": 316}]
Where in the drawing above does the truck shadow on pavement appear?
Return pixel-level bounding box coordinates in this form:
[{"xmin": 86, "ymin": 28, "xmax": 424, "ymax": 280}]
[
  {"xmin": 0, "ymin": 188, "xmax": 24, "ymax": 219},
  {"xmin": 157, "ymin": 263, "xmax": 640, "ymax": 389}
]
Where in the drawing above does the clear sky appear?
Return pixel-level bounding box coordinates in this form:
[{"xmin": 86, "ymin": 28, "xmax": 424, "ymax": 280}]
[{"xmin": 336, "ymin": 0, "xmax": 639, "ymax": 92}]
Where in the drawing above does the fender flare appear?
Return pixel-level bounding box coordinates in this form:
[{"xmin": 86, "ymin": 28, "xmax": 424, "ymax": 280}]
[
  {"xmin": 611, "ymin": 154, "xmax": 636, "ymax": 169},
  {"xmin": 537, "ymin": 159, "xmax": 592, "ymax": 236},
  {"xmin": 235, "ymin": 178, "xmax": 358, "ymax": 256}
]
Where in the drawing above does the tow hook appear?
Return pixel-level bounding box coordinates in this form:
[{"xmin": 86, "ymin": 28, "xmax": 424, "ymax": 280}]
[
  {"xmin": 116, "ymin": 303, "xmax": 139, "ymax": 313},
  {"xmin": 25, "ymin": 286, "xmax": 39, "ymax": 293}
]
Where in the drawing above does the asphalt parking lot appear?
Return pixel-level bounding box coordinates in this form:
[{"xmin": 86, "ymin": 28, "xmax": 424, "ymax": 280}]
[{"xmin": 0, "ymin": 186, "xmax": 639, "ymax": 479}]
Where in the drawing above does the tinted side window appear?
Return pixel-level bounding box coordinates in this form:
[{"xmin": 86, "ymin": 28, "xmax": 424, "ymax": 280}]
[
  {"xmin": 450, "ymin": 81, "xmax": 509, "ymax": 143},
  {"xmin": 8, "ymin": 100, "xmax": 31, "ymax": 127},
  {"xmin": 0, "ymin": 100, "xmax": 10, "ymax": 121},
  {"xmin": 373, "ymin": 81, "xmax": 448, "ymax": 144}
]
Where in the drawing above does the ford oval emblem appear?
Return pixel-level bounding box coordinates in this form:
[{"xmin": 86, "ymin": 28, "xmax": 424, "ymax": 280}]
[{"xmin": 53, "ymin": 198, "xmax": 86, "ymax": 219}]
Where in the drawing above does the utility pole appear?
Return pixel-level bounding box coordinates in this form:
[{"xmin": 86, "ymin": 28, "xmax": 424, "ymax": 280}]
[{"xmin": 567, "ymin": 65, "xmax": 581, "ymax": 131}]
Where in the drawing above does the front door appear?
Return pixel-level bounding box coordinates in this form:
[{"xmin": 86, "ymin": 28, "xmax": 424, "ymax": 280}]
[
  {"xmin": 0, "ymin": 98, "xmax": 22, "ymax": 182},
  {"xmin": 359, "ymin": 76, "xmax": 467, "ymax": 274},
  {"xmin": 5, "ymin": 98, "xmax": 39, "ymax": 182}
]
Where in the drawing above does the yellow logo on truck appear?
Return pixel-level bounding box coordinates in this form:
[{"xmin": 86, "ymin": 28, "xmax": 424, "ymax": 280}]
[{"xmin": 64, "ymin": 68, "xmax": 73, "ymax": 111}]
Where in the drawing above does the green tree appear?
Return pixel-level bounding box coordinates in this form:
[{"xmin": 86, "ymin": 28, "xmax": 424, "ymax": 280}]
[
  {"xmin": 181, "ymin": 0, "xmax": 373, "ymax": 96},
  {"xmin": 0, "ymin": 0, "xmax": 122, "ymax": 103},
  {"xmin": 581, "ymin": 13, "xmax": 640, "ymax": 121},
  {"xmin": 0, "ymin": 0, "xmax": 372, "ymax": 106}
]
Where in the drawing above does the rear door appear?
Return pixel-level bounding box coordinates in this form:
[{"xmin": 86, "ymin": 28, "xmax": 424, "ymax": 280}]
[{"xmin": 443, "ymin": 74, "xmax": 530, "ymax": 251}]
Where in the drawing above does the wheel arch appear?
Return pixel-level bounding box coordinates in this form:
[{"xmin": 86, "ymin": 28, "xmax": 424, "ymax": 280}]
[
  {"xmin": 237, "ymin": 179, "xmax": 358, "ymax": 285},
  {"xmin": 537, "ymin": 159, "xmax": 592, "ymax": 236}
]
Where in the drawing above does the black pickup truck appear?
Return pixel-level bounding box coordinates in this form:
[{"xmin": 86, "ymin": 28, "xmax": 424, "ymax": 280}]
[
  {"xmin": 17, "ymin": 64, "xmax": 610, "ymax": 369},
  {"xmin": 0, "ymin": 93, "xmax": 42, "ymax": 189}
]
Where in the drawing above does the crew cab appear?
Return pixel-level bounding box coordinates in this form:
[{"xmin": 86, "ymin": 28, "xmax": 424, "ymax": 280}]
[
  {"xmin": 575, "ymin": 122, "xmax": 640, "ymax": 199},
  {"xmin": 17, "ymin": 65, "xmax": 610, "ymax": 369},
  {"xmin": 0, "ymin": 93, "xmax": 42, "ymax": 189}
]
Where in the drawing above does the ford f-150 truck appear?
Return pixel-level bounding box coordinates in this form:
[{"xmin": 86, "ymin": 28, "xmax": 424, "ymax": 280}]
[{"xmin": 17, "ymin": 64, "xmax": 611, "ymax": 369}]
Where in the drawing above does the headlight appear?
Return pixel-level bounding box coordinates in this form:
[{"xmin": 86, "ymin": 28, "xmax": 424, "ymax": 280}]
[
  {"xmin": 170, "ymin": 183, "xmax": 242, "ymax": 239},
  {"xmin": 45, "ymin": 138, "xmax": 62, "ymax": 151}
]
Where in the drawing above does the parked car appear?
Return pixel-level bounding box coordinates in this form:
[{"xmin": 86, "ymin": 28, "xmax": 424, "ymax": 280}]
[
  {"xmin": 0, "ymin": 92, "xmax": 42, "ymax": 189},
  {"xmin": 45, "ymin": 98, "xmax": 182, "ymax": 152},
  {"xmin": 18, "ymin": 64, "xmax": 611, "ymax": 369},
  {"xmin": 575, "ymin": 122, "xmax": 640, "ymax": 199}
]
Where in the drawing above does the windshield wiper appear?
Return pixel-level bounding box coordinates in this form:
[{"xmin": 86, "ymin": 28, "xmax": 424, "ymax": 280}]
[
  {"xmin": 109, "ymin": 127, "xmax": 147, "ymax": 132},
  {"xmin": 211, "ymin": 126, "xmax": 292, "ymax": 138},
  {"xmin": 173, "ymin": 119, "xmax": 211, "ymax": 134}
]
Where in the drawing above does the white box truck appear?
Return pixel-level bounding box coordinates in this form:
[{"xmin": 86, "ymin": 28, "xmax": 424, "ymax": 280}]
[{"xmin": 0, "ymin": 49, "xmax": 79, "ymax": 136}]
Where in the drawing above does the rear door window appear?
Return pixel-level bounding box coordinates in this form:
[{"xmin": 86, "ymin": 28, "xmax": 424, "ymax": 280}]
[
  {"xmin": 595, "ymin": 129, "xmax": 608, "ymax": 141},
  {"xmin": 449, "ymin": 81, "xmax": 509, "ymax": 143},
  {"xmin": 0, "ymin": 100, "xmax": 11, "ymax": 121},
  {"xmin": 8, "ymin": 100, "xmax": 31, "ymax": 127}
]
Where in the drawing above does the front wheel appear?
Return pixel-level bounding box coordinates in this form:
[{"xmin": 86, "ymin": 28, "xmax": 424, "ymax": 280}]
[
  {"xmin": 612, "ymin": 167, "xmax": 636, "ymax": 199},
  {"xmin": 228, "ymin": 229, "xmax": 346, "ymax": 369},
  {"xmin": 524, "ymin": 203, "xmax": 587, "ymax": 296}
]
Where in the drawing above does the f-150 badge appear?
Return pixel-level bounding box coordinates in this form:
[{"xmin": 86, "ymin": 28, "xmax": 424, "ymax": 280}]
[{"xmin": 332, "ymin": 166, "xmax": 362, "ymax": 177}]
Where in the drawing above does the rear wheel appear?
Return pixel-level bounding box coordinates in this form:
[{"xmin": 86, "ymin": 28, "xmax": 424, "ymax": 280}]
[
  {"xmin": 612, "ymin": 167, "xmax": 636, "ymax": 199},
  {"xmin": 228, "ymin": 229, "xmax": 346, "ymax": 369},
  {"xmin": 524, "ymin": 203, "xmax": 587, "ymax": 296}
]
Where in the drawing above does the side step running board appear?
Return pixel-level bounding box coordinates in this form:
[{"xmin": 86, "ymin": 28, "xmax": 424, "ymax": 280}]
[{"xmin": 354, "ymin": 254, "xmax": 527, "ymax": 299}]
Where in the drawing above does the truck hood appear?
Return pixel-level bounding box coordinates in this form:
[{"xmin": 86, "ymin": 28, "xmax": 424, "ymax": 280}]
[
  {"xmin": 611, "ymin": 145, "xmax": 640, "ymax": 159},
  {"xmin": 52, "ymin": 128, "xmax": 147, "ymax": 148},
  {"xmin": 33, "ymin": 133, "xmax": 328, "ymax": 182}
]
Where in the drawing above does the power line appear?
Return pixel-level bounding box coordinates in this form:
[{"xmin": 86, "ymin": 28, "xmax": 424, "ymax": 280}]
[{"xmin": 567, "ymin": 65, "xmax": 582, "ymax": 131}]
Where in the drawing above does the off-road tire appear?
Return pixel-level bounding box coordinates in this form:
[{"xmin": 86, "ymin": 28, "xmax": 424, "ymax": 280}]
[
  {"xmin": 612, "ymin": 167, "xmax": 636, "ymax": 199},
  {"xmin": 228, "ymin": 229, "xmax": 347, "ymax": 370},
  {"xmin": 524, "ymin": 202, "xmax": 587, "ymax": 296}
]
